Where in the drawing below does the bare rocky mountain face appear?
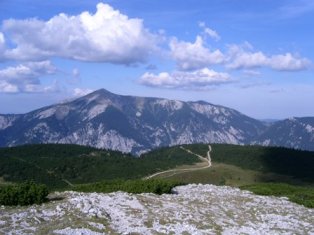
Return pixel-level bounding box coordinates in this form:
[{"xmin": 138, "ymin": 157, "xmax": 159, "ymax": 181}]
[{"xmin": 0, "ymin": 89, "xmax": 313, "ymax": 154}]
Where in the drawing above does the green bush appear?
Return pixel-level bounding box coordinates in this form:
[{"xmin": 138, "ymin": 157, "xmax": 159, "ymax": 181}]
[
  {"xmin": 241, "ymin": 183, "xmax": 314, "ymax": 208},
  {"xmin": 74, "ymin": 179, "xmax": 184, "ymax": 195},
  {"xmin": 0, "ymin": 181, "xmax": 48, "ymax": 206}
]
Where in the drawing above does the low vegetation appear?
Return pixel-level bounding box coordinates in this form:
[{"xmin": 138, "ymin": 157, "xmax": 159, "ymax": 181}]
[
  {"xmin": 0, "ymin": 144, "xmax": 200, "ymax": 189},
  {"xmin": 241, "ymin": 183, "xmax": 314, "ymax": 208},
  {"xmin": 1, "ymin": 143, "xmax": 314, "ymax": 209},
  {"xmin": 74, "ymin": 179, "xmax": 184, "ymax": 195},
  {"xmin": 0, "ymin": 181, "xmax": 48, "ymax": 206}
]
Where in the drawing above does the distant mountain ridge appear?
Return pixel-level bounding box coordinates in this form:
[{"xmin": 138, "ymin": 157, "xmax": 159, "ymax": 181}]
[
  {"xmin": 254, "ymin": 117, "xmax": 314, "ymax": 150},
  {"xmin": 0, "ymin": 89, "xmax": 313, "ymax": 153}
]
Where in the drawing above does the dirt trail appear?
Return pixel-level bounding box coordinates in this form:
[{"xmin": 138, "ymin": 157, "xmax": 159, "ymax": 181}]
[{"xmin": 144, "ymin": 145, "xmax": 211, "ymax": 180}]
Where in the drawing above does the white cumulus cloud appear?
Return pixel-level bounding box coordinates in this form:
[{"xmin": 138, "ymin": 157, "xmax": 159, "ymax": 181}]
[
  {"xmin": 226, "ymin": 43, "xmax": 311, "ymax": 71},
  {"xmin": 170, "ymin": 36, "xmax": 224, "ymax": 71},
  {"xmin": 226, "ymin": 43, "xmax": 268, "ymax": 69},
  {"xmin": 0, "ymin": 81, "xmax": 18, "ymax": 93},
  {"xmin": 0, "ymin": 60, "xmax": 58, "ymax": 93},
  {"xmin": 269, "ymin": 53, "xmax": 311, "ymax": 71},
  {"xmin": 1, "ymin": 3, "xmax": 158, "ymax": 64},
  {"xmin": 139, "ymin": 68, "xmax": 230, "ymax": 89}
]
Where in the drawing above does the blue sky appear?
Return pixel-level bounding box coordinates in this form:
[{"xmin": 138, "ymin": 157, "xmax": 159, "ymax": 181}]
[{"xmin": 0, "ymin": 0, "xmax": 313, "ymax": 119}]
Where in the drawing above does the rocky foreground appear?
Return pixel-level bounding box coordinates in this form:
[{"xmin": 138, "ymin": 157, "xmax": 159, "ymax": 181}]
[{"xmin": 0, "ymin": 184, "xmax": 313, "ymax": 234}]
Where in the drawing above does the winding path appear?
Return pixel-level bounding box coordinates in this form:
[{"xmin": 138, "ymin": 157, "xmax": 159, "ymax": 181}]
[{"xmin": 144, "ymin": 145, "xmax": 212, "ymax": 180}]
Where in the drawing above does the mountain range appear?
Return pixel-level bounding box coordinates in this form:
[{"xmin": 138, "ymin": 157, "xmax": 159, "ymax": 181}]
[{"xmin": 0, "ymin": 89, "xmax": 313, "ymax": 154}]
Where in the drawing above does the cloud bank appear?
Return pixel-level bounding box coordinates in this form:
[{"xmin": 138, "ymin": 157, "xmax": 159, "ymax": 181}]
[
  {"xmin": 0, "ymin": 61, "xmax": 57, "ymax": 93},
  {"xmin": 144, "ymin": 35, "xmax": 311, "ymax": 90},
  {"xmin": 170, "ymin": 36, "xmax": 224, "ymax": 71},
  {"xmin": 226, "ymin": 43, "xmax": 311, "ymax": 71},
  {"xmin": 1, "ymin": 3, "xmax": 158, "ymax": 64},
  {"xmin": 140, "ymin": 68, "xmax": 230, "ymax": 89},
  {"xmin": 0, "ymin": 2, "xmax": 312, "ymax": 93}
]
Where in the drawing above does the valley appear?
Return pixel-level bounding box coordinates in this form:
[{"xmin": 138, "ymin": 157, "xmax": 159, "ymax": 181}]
[
  {"xmin": 1, "ymin": 143, "xmax": 314, "ymax": 189},
  {"xmin": 0, "ymin": 143, "xmax": 313, "ymax": 196}
]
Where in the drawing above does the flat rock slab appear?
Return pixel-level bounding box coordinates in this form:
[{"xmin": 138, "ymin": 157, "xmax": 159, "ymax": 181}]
[{"xmin": 0, "ymin": 184, "xmax": 313, "ymax": 234}]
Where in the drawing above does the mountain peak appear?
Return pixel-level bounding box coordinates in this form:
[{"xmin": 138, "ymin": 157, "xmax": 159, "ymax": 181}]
[
  {"xmin": 79, "ymin": 88, "xmax": 119, "ymax": 104},
  {"xmin": 90, "ymin": 88, "xmax": 116, "ymax": 96}
]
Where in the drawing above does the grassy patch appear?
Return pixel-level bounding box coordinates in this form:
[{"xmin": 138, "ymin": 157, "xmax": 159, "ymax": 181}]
[
  {"xmin": 157, "ymin": 162, "xmax": 303, "ymax": 187},
  {"xmin": 241, "ymin": 183, "xmax": 314, "ymax": 208},
  {"xmin": 73, "ymin": 179, "xmax": 184, "ymax": 195}
]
